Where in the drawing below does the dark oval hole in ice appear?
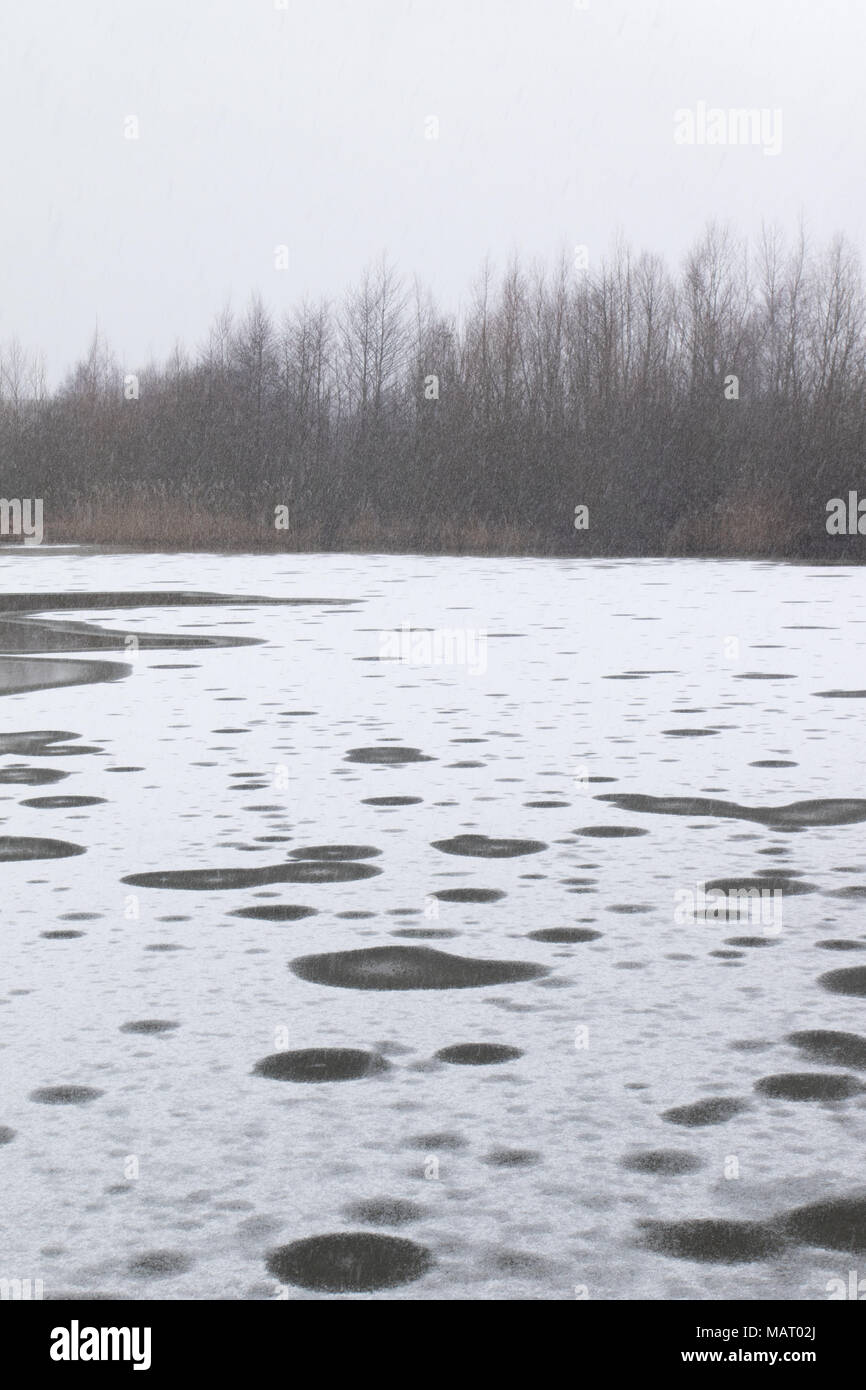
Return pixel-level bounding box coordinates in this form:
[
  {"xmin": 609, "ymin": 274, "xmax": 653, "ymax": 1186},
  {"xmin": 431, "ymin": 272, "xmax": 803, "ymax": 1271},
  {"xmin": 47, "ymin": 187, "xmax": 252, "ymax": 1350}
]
[
  {"xmin": 483, "ymin": 1148, "xmax": 541, "ymax": 1167},
  {"xmin": 754, "ymin": 1072, "xmax": 862, "ymax": 1102},
  {"xmin": 0, "ymin": 768, "xmax": 69, "ymax": 785},
  {"xmin": 621, "ymin": 1149, "xmax": 704, "ymax": 1176},
  {"xmin": 343, "ymin": 1198, "xmax": 426, "ymax": 1227},
  {"xmin": 265, "ymin": 1232, "xmax": 434, "ymax": 1291},
  {"xmin": 21, "ymin": 795, "xmax": 106, "ymax": 808},
  {"xmin": 819, "ymin": 967, "xmax": 866, "ymax": 998},
  {"xmin": 574, "ymin": 825, "xmax": 648, "ymax": 838},
  {"xmin": 432, "ymin": 835, "xmax": 547, "ymax": 858},
  {"xmin": 252, "ymin": 1048, "xmax": 388, "ymax": 1082},
  {"xmin": 346, "ymin": 747, "xmax": 434, "ymax": 764},
  {"xmin": 229, "ymin": 905, "xmax": 318, "ymax": 922},
  {"xmin": 122, "ymin": 861, "xmax": 381, "ymax": 890},
  {"xmin": 290, "ymin": 945, "xmax": 549, "ymax": 991},
  {"xmin": 391, "ymin": 928, "xmax": 459, "ymax": 939},
  {"xmin": 432, "ymin": 888, "xmax": 505, "ymax": 903},
  {"xmin": 527, "ymin": 927, "xmax": 602, "ymax": 943},
  {"xmin": 0, "ymin": 836, "xmax": 85, "ymax": 861},
  {"xmin": 707, "ymin": 877, "xmax": 815, "ymax": 896},
  {"xmin": 407, "ymin": 1131, "xmax": 467, "ymax": 1151},
  {"xmin": 288, "ymin": 845, "xmax": 381, "ymax": 861},
  {"xmin": 0, "ymin": 1125, "xmax": 16, "ymax": 1144},
  {"xmin": 128, "ymin": 1250, "xmax": 193, "ymax": 1278},
  {"xmin": 723, "ymin": 936, "xmax": 778, "ymax": 948},
  {"xmin": 120, "ymin": 1020, "xmax": 179, "ymax": 1035},
  {"xmin": 434, "ymin": 1043, "xmax": 523, "ymax": 1066},
  {"xmin": 638, "ymin": 1218, "xmax": 786, "ymax": 1263},
  {"xmin": 363, "ymin": 796, "xmax": 423, "ymax": 806},
  {"xmin": 30, "ymin": 1085, "xmax": 103, "ymax": 1105},
  {"xmin": 661, "ymin": 1097, "xmax": 747, "ymax": 1127},
  {"xmin": 786, "ymin": 1029, "xmax": 866, "ymax": 1069},
  {"xmin": 596, "ymin": 792, "xmax": 866, "ymax": 828},
  {"xmin": 781, "ymin": 1196, "xmax": 866, "ymax": 1253}
]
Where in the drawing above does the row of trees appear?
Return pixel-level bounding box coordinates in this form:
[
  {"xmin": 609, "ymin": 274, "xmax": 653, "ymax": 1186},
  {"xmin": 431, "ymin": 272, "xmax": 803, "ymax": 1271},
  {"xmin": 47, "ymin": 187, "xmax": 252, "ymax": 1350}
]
[{"xmin": 2, "ymin": 224, "xmax": 865, "ymax": 553}]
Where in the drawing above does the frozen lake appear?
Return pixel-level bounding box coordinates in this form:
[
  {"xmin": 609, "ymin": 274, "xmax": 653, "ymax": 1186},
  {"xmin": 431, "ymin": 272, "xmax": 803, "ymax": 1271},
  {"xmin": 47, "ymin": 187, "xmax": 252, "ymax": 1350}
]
[{"xmin": 1, "ymin": 550, "xmax": 866, "ymax": 1300}]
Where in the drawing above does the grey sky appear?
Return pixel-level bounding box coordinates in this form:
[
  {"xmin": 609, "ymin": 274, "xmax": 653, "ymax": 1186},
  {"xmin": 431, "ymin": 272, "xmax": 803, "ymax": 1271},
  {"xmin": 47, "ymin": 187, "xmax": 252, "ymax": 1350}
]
[{"xmin": 2, "ymin": 0, "xmax": 863, "ymax": 381}]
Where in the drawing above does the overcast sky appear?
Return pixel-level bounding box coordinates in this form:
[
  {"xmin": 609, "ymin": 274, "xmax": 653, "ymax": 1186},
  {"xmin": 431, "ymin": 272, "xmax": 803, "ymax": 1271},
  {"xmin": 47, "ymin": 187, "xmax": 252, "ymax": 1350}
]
[{"xmin": 2, "ymin": 0, "xmax": 863, "ymax": 380}]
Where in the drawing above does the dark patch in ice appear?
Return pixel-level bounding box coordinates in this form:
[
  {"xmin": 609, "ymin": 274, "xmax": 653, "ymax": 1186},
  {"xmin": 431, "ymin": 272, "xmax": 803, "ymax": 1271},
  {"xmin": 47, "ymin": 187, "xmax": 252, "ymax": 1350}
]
[
  {"xmin": 432, "ymin": 835, "xmax": 546, "ymax": 858},
  {"xmin": 574, "ymin": 825, "xmax": 648, "ymax": 838},
  {"xmin": 483, "ymin": 1149, "xmax": 541, "ymax": 1167},
  {"xmin": 253, "ymin": 1049, "xmax": 388, "ymax": 1082},
  {"xmin": 662, "ymin": 1097, "xmax": 747, "ymax": 1127},
  {"xmin": 813, "ymin": 690, "xmax": 866, "ymax": 698},
  {"xmin": 754, "ymin": 1072, "xmax": 862, "ymax": 1101},
  {"xmin": 622, "ymin": 1149, "xmax": 704, "ymax": 1175},
  {"xmin": 363, "ymin": 796, "xmax": 422, "ymax": 806},
  {"xmin": 787, "ymin": 1034, "xmax": 866, "ymax": 1077},
  {"xmin": 434, "ymin": 1043, "xmax": 522, "ymax": 1065},
  {"xmin": 288, "ymin": 845, "xmax": 381, "ymax": 861},
  {"xmin": 527, "ymin": 927, "xmax": 602, "ymax": 943},
  {"xmin": 781, "ymin": 1196, "xmax": 866, "ymax": 1253},
  {"xmin": 0, "ymin": 592, "xmax": 348, "ymax": 697},
  {"xmin": 346, "ymin": 747, "xmax": 433, "ymax": 764},
  {"xmin": 706, "ymin": 876, "xmax": 815, "ymax": 896},
  {"xmin": 343, "ymin": 1198, "xmax": 425, "ymax": 1227},
  {"xmin": 408, "ymin": 1132, "xmax": 467, "ymax": 1151},
  {"xmin": 735, "ymin": 672, "xmax": 795, "ymax": 680},
  {"xmin": 266, "ymin": 1233, "xmax": 433, "ymax": 1291},
  {"xmin": 0, "ymin": 1125, "xmax": 16, "ymax": 1144},
  {"xmin": 41, "ymin": 930, "xmax": 84, "ymax": 939},
  {"xmin": 816, "ymin": 939, "xmax": 865, "ymax": 951},
  {"xmin": 0, "ymin": 768, "xmax": 68, "ymax": 785},
  {"xmin": 750, "ymin": 760, "xmax": 797, "ymax": 768},
  {"xmin": 597, "ymin": 792, "xmax": 866, "ymax": 828},
  {"xmin": 662, "ymin": 729, "xmax": 719, "ymax": 737},
  {"xmin": 638, "ymin": 1218, "xmax": 786, "ymax": 1263},
  {"xmin": 391, "ymin": 928, "xmax": 458, "ymax": 939},
  {"xmin": 230, "ymin": 905, "xmax": 318, "ymax": 922},
  {"xmin": 432, "ymin": 888, "xmax": 505, "ymax": 903},
  {"xmin": 0, "ymin": 730, "xmax": 81, "ymax": 755},
  {"xmin": 724, "ymin": 936, "xmax": 778, "ymax": 948},
  {"xmin": 0, "ymin": 655, "xmax": 130, "ymax": 697},
  {"xmin": 128, "ymin": 1250, "xmax": 193, "ymax": 1278},
  {"xmin": 21, "ymin": 795, "xmax": 106, "ymax": 808},
  {"xmin": 123, "ymin": 861, "xmax": 380, "ymax": 890},
  {"xmin": 30, "ymin": 1085, "xmax": 103, "ymax": 1105},
  {"xmin": 0, "ymin": 835, "xmax": 84, "ymax": 861},
  {"xmin": 486, "ymin": 1248, "xmax": 553, "ymax": 1278},
  {"xmin": 819, "ymin": 967, "xmax": 866, "ymax": 998},
  {"xmin": 290, "ymin": 945, "xmax": 548, "ymax": 990},
  {"xmin": 120, "ymin": 1020, "xmax": 179, "ymax": 1035}
]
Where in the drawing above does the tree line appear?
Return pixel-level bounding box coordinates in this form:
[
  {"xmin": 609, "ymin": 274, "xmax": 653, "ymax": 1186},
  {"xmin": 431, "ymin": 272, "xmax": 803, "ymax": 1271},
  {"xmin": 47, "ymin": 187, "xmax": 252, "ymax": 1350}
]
[{"xmin": 1, "ymin": 223, "xmax": 865, "ymax": 555}]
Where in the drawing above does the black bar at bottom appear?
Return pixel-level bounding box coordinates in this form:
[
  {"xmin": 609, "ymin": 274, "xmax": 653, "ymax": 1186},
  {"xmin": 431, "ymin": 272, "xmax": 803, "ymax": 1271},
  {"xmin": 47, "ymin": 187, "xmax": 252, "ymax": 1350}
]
[{"xmin": 4, "ymin": 1297, "xmax": 857, "ymax": 1377}]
